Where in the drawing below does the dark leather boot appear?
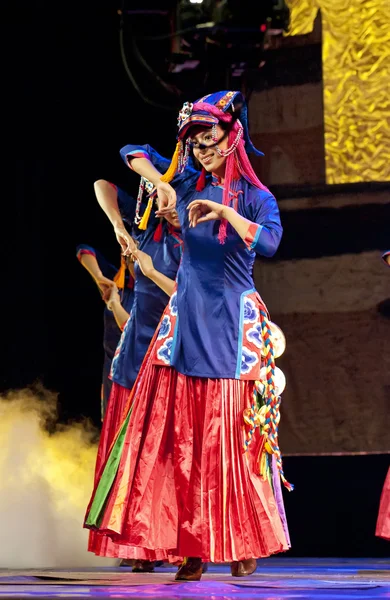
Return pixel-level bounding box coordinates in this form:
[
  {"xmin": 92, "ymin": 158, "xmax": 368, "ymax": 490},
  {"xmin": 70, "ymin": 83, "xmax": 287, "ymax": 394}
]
[
  {"xmin": 230, "ymin": 558, "xmax": 257, "ymax": 577},
  {"xmin": 175, "ymin": 557, "xmax": 203, "ymax": 581},
  {"xmin": 132, "ymin": 560, "xmax": 155, "ymax": 573}
]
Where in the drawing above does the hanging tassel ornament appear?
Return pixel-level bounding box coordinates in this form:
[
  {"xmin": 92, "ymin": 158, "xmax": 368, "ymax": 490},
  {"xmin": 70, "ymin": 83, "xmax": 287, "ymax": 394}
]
[
  {"xmin": 196, "ymin": 167, "xmax": 207, "ymax": 191},
  {"xmin": 113, "ymin": 255, "xmax": 127, "ymax": 290},
  {"xmin": 214, "ymin": 121, "xmax": 244, "ymax": 157},
  {"xmin": 138, "ymin": 196, "xmax": 154, "ymax": 231},
  {"xmin": 134, "ymin": 177, "xmax": 146, "ymax": 225},
  {"xmin": 160, "ymin": 141, "xmax": 182, "ymax": 183},
  {"xmin": 135, "ymin": 177, "xmax": 155, "ymax": 230},
  {"xmin": 153, "ymin": 220, "xmax": 163, "ymax": 242},
  {"xmin": 259, "ymin": 309, "xmax": 294, "ymax": 492},
  {"xmin": 178, "ymin": 139, "xmax": 191, "ymax": 174}
]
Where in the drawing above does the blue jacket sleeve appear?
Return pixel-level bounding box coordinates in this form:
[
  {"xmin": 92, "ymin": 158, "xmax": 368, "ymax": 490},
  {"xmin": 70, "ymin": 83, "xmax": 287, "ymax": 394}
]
[
  {"xmin": 76, "ymin": 244, "xmax": 118, "ymax": 279},
  {"xmin": 120, "ymin": 144, "xmax": 171, "ymax": 175},
  {"xmin": 120, "ymin": 143, "xmax": 199, "ymax": 189},
  {"xmin": 76, "ymin": 244, "xmax": 96, "ymax": 260},
  {"xmin": 243, "ymin": 188, "xmax": 283, "ymax": 258}
]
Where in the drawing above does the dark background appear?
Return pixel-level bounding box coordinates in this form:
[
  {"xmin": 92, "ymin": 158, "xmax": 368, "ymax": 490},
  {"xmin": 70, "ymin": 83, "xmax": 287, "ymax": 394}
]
[{"xmin": 3, "ymin": 1, "xmax": 389, "ymax": 558}]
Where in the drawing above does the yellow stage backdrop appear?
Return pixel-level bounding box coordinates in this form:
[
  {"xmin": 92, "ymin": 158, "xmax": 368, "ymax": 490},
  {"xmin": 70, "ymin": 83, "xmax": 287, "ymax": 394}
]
[{"xmin": 286, "ymin": 0, "xmax": 390, "ymax": 184}]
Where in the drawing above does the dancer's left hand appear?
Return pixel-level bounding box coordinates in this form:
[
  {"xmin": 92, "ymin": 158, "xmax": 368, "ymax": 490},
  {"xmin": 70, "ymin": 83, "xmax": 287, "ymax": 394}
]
[
  {"xmin": 155, "ymin": 182, "xmax": 177, "ymax": 216},
  {"xmin": 187, "ymin": 199, "xmax": 229, "ymax": 227}
]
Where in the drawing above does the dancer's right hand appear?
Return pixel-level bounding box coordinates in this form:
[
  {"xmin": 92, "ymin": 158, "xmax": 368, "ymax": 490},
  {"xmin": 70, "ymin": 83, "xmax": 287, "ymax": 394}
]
[
  {"xmin": 155, "ymin": 182, "xmax": 176, "ymax": 216},
  {"xmin": 103, "ymin": 285, "xmax": 120, "ymax": 310},
  {"xmin": 114, "ymin": 225, "xmax": 137, "ymax": 256},
  {"xmin": 95, "ymin": 275, "xmax": 116, "ymax": 295}
]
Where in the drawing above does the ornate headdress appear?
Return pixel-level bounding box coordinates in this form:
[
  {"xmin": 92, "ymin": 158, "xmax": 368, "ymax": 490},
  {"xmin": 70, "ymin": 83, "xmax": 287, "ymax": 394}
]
[
  {"xmin": 161, "ymin": 90, "xmax": 264, "ymax": 184},
  {"xmin": 161, "ymin": 90, "xmax": 267, "ymax": 244}
]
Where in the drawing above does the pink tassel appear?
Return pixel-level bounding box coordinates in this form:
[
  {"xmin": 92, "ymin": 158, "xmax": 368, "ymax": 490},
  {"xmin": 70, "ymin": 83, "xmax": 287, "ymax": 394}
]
[
  {"xmin": 235, "ymin": 138, "xmax": 269, "ymax": 192},
  {"xmin": 217, "ymin": 126, "xmax": 269, "ymax": 244},
  {"xmin": 232, "ymin": 156, "xmax": 240, "ymax": 181},
  {"xmin": 187, "ymin": 108, "xmax": 269, "ymax": 244},
  {"xmin": 192, "ymin": 102, "xmax": 268, "ymax": 192},
  {"xmin": 218, "ymin": 130, "xmax": 238, "ymax": 244},
  {"xmin": 196, "ymin": 167, "xmax": 207, "ymax": 191}
]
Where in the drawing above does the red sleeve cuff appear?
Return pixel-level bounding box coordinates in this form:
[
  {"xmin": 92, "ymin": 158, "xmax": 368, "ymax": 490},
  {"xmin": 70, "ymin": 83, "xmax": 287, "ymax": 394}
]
[
  {"xmin": 76, "ymin": 248, "xmax": 96, "ymax": 261},
  {"xmin": 125, "ymin": 150, "xmax": 151, "ymax": 170},
  {"xmin": 244, "ymin": 223, "xmax": 262, "ymax": 250}
]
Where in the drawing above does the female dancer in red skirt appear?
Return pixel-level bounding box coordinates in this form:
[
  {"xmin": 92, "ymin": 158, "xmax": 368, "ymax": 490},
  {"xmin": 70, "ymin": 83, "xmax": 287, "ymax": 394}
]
[
  {"xmin": 375, "ymin": 250, "xmax": 390, "ymax": 541},
  {"xmin": 87, "ymin": 178, "xmax": 184, "ymax": 570},
  {"xmin": 85, "ymin": 90, "xmax": 291, "ymax": 580}
]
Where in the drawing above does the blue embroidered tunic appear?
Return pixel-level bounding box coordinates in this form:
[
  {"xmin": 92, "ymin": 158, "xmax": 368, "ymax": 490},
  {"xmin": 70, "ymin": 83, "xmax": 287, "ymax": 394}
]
[
  {"xmin": 109, "ymin": 215, "xmax": 183, "ymax": 390},
  {"xmin": 122, "ymin": 144, "xmax": 283, "ymax": 381},
  {"xmin": 109, "ymin": 146, "xmax": 188, "ymax": 390}
]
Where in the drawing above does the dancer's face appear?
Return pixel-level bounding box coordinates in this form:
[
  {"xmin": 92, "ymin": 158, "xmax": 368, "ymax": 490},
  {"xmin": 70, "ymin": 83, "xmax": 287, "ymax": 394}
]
[
  {"xmin": 164, "ymin": 209, "xmax": 180, "ymax": 229},
  {"xmin": 190, "ymin": 125, "xmax": 228, "ymax": 177}
]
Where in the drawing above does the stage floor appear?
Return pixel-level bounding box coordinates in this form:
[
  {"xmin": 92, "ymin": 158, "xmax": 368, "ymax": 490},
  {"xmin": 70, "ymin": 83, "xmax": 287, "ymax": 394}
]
[{"xmin": 0, "ymin": 558, "xmax": 389, "ymax": 599}]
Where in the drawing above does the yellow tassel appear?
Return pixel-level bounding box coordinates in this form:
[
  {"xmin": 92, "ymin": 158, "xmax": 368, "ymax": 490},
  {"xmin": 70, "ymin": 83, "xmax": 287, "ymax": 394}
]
[
  {"xmin": 113, "ymin": 256, "xmax": 126, "ymax": 290},
  {"xmin": 139, "ymin": 196, "xmax": 154, "ymax": 231},
  {"xmin": 259, "ymin": 450, "xmax": 267, "ymax": 479},
  {"xmin": 160, "ymin": 141, "xmax": 181, "ymax": 183}
]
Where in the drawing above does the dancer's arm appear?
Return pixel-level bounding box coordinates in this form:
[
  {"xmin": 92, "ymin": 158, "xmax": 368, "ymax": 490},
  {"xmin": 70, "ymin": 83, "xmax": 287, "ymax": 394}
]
[
  {"xmin": 125, "ymin": 156, "xmax": 176, "ymax": 216},
  {"xmin": 105, "ymin": 287, "xmax": 131, "ymax": 330},
  {"xmin": 126, "ymin": 157, "xmax": 163, "ymax": 188},
  {"xmin": 94, "ymin": 180, "xmax": 137, "ymax": 255},
  {"xmin": 131, "ymin": 250, "xmax": 175, "ymax": 297},
  {"xmin": 76, "ymin": 245, "xmax": 115, "ymax": 294},
  {"xmin": 120, "ymin": 144, "xmax": 178, "ymax": 214},
  {"xmin": 188, "ymin": 191, "xmax": 282, "ymax": 258},
  {"xmin": 120, "ymin": 144, "xmax": 171, "ymax": 185}
]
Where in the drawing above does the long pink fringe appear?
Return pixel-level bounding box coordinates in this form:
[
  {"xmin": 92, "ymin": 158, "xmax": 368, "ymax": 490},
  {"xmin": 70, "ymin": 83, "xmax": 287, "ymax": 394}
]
[{"xmin": 219, "ymin": 123, "xmax": 269, "ymax": 243}]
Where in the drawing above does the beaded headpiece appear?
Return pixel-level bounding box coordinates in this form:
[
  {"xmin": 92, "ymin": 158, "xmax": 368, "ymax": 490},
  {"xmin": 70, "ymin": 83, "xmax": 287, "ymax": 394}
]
[{"xmin": 134, "ymin": 177, "xmax": 156, "ymax": 231}]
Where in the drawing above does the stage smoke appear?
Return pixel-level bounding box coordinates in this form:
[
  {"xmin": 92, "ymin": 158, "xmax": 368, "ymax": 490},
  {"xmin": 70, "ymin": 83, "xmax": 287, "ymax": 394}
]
[{"xmin": 0, "ymin": 386, "xmax": 117, "ymax": 568}]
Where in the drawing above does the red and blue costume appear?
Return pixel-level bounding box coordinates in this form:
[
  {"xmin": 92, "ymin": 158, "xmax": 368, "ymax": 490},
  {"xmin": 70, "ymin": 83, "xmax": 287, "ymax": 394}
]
[
  {"xmin": 88, "ymin": 150, "xmax": 188, "ymax": 559},
  {"xmin": 86, "ymin": 92, "xmax": 291, "ymax": 563},
  {"xmin": 76, "ymin": 185, "xmax": 136, "ymax": 417}
]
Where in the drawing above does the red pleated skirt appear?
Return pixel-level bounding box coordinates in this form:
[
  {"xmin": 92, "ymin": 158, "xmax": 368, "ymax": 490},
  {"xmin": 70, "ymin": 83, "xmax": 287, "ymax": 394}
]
[
  {"xmin": 88, "ymin": 382, "xmax": 182, "ymax": 561},
  {"xmin": 88, "ymin": 360, "xmax": 289, "ymax": 563},
  {"xmin": 89, "ymin": 382, "xmax": 131, "ymax": 558},
  {"xmin": 376, "ymin": 467, "xmax": 390, "ymax": 541}
]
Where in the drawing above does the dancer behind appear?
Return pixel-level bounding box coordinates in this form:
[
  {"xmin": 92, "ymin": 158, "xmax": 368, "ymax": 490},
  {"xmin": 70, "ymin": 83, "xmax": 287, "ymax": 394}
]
[
  {"xmin": 76, "ymin": 242, "xmax": 134, "ymax": 419},
  {"xmin": 375, "ymin": 249, "xmax": 390, "ymax": 541},
  {"xmin": 85, "ymin": 91, "xmax": 291, "ymax": 580},
  {"xmin": 88, "ymin": 169, "xmax": 186, "ymax": 571}
]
